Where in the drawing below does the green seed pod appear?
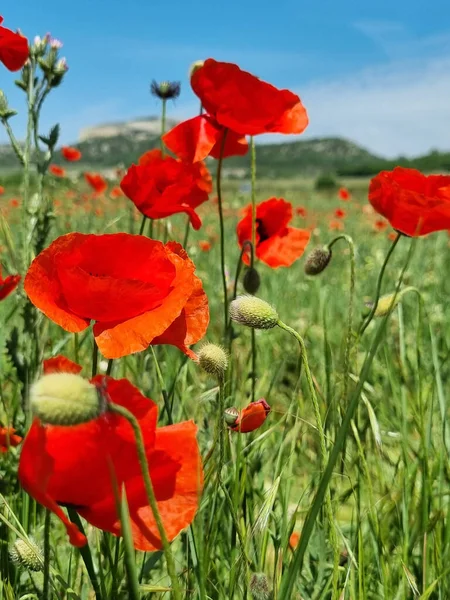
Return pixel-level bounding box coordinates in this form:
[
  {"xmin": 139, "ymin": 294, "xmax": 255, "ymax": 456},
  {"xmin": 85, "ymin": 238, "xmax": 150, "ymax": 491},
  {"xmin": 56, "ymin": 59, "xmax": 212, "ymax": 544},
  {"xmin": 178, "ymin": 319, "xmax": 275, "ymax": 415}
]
[
  {"xmin": 10, "ymin": 538, "xmax": 43, "ymax": 572},
  {"xmin": 230, "ymin": 296, "xmax": 278, "ymax": 330},
  {"xmin": 304, "ymin": 246, "xmax": 332, "ymax": 276},
  {"xmin": 31, "ymin": 373, "xmax": 106, "ymax": 426},
  {"xmin": 224, "ymin": 407, "xmax": 239, "ymax": 426},
  {"xmin": 249, "ymin": 572, "xmax": 271, "ymax": 600},
  {"xmin": 198, "ymin": 343, "xmax": 228, "ymax": 379},
  {"xmin": 243, "ymin": 267, "xmax": 261, "ymax": 294}
]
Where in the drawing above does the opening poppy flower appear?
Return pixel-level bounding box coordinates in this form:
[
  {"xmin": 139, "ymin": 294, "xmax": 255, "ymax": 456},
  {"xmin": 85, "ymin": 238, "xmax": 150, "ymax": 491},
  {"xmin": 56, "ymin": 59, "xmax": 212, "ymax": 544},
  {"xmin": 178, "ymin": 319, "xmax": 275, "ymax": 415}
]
[
  {"xmin": 121, "ymin": 149, "xmax": 212, "ymax": 229},
  {"xmin": 0, "ymin": 266, "xmax": 21, "ymax": 300},
  {"xmin": 369, "ymin": 167, "xmax": 450, "ymax": 236},
  {"xmin": 237, "ymin": 198, "xmax": 310, "ymax": 268},
  {"xmin": 61, "ymin": 146, "xmax": 82, "ymax": 162},
  {"xmin": 0, "ymin": 426, "xmax": 22, "ymax": 452},
  {"xmin": 228, "ymin": 399, "xmax": 271, "ymax": 433},
  {"xmin": 162, "ymin": 114, "xmax": 249, "ymax": 163},
  {"xmin": 24, "ymin": 233, "xmax": 209, "ymax": 359},
  {"xmin": 49, "ymin": 165, "xmax": 66, "ymax": 178},
  {"xmin": 0, "ymin": 16, "xmax": 28, "ymax": 72},
  {"xmin": 18, "ymin": 360, "xmax": 203, "ymax": 550},
  {"xmin": 192, "ymin": 59, "xmax": 308, "ymax": 137},
  {"xmin": 84, "ymin": 172, "xmax": 108, "ymax": 196},
  {"xmin": 338, "ymin": 187, "xmax": 350, "ymax": 201},
  {"xmin": 163, "ymin": 59, "xmax": 308, "ymax": 162}
]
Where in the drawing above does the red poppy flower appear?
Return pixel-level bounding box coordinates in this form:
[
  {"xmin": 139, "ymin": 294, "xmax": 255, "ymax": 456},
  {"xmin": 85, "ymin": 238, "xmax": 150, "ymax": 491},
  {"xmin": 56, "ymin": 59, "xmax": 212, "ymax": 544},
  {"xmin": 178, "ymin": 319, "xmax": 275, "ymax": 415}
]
[
  {"xmin": 369, "ymin": 167, "xmax": 450, "ymax": 236},
  {"xmin": 237, "ymin": 198, "xmax": 310, "ymax": 268},
  {"xmin": 162, "ymin": 114, "xmax": 249, "ymax": 163},
  {"xmin": 110, "ymin": 186, "xmax": 125, "ymax": 199},
  {"xmin": 49, "ymin": 165, "xmax": 66, "ymax": 178},
  {"xmin": 329, "ymin": 220, "xmax": 344, "ymax": 231},
  {"xmin": 120, "ymin": 149, "xmax": 212, "ymax": 229},
  {"xmin": 0, "ymin": 16, "xmax": 28, "ymax": 72},
  {"xmin": 84, "ymin": 173, "xmax": 108, "ymax": 196},
  {"xmin": 191, "ymin": 59, "xmax": 308, "ymax": 137},
  {"xmin": 198, "ymin": 240, "xmax": 212, "ymax": 252},
  {"xmin": 43, "ymin": 355, "xmax": 83, "ymax": 375},
  {"xmin": 228, "ymin": 399, "xmax": 271, "ymax": 433},
  {"xmin": 9, "ymin": 198, "xmax": 19, "ymax": 208},
  {"xmin": 0, "ymin": 266, "xmax": 21, "ymax": 300},
  {"xmin": 61, "ymin": 146, "xmax": 82, "ymax": 162},
  {"xmin": 289, "ymin": 532, "xmax": 300, "ymax": 550},
  {"xmin": 18, "ymin": 362, "xmax": 203, "ymax": 550},
  {"xmin": 338, "ymin": 187, "xmax": 350, "ymax": 201},
  {"xmin": 373, "ymin": 219, "xmax": 388, "ymax": 232},
  {"xmin": 0, "ymin": 426, "xmax": 22, "ymax": 452},
  {"xmin": 388, "ymin": 232, "xmax": 397, "ymax": 241},
  {"xmin": 0, "ymin": 186, "xmax": 4, "ymax": 195},
  {"xmin": 334, "ymin": 208, "xmax": 346, "ymax": 219},
  {"xmin": 295, "ymin": 206, "xmax": 307, "ymax": 218},
  {"xmin": 24, "ymin": 233, "xmax": 209, "ymax": 359}
]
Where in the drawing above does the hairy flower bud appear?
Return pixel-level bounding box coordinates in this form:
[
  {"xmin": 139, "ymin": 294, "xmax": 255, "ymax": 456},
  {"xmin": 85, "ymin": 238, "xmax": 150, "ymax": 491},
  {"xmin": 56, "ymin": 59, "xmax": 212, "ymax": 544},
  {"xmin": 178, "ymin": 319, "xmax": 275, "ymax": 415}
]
[
  {"xmin": 10, "ymin": 538, "xmax": 43, "ymax": 572},
  {"xmin": 31, "ymin": 373, "xmax": 106, "ymax": 426},
  {"xmin": 224, "ymin": 406, "xmax": 239, "ymax": 426},
  {"xmin": 198, "ymin": 343, "xmax": 228, "ymax": 379},
  {"xmin": 243, "ymin": 267, "xmax": 261, "ymax": 294},
  {"xmin": 189, "ymin": 60, "xmax": 204, "ymax": 78},
  {"xmin": 230, "ymin": 296, "xmax": 278, "ymax": 330},
  {"xmin": 365, "ymin": 287, "xmax": 414, "ymax": 318},
  {"xmin": 249, "ymin": 572, "xmax": 271, "ymax": 600},
  {"xmin": 304, "ymin": 246, "xmax": 332, "ymax": 275}
]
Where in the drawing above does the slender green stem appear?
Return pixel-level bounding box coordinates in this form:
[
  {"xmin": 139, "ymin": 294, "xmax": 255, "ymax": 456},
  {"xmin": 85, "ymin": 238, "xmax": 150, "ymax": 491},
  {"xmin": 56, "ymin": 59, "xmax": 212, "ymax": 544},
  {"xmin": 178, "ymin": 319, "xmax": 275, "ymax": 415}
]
[
  {"xmin": 73, "ymin": 333, "xmax": 79, "ymax": 365},
  {"xmin": 139, "ymin": 215, "xmax": 148, "ymax": 236},
  {"xmin": 359, "ymin": 232, "xmax": 402, "ymax": 335},
  {"xmin": 108, "ymin": 402, "xmax": 183, "ymax": 600},
  {"xmin": 106, "ymin": 359, "xmax": 114, "ymax": 376},
  {"xmin": 277, "ymin": 319, "xmax": 340, "ymax": 597},
  {"xmin": 1, "ymin": 119, "xmax": 25, "ymax": 165},
  {"xmin": 183, "ymin": 217, "xmax": 190, "ymax": 249},
  {"xmin": 250, "ymin": 137, "xmax": 257, "ymax": 252},
  {"xmin": 67, "ymin": 508, "xmax": 105, "ymax": 600},
  {"xmin": 160, "ymin": 98, "xmax": 167, "ymax": 153},
  {"xmin": 150, "ymin": 346, "xmax": 172, "ymax": 424},
  {"xmin": 280, "ymin": 235, "xmax": 413, "ymax": 599},
  {"xmin": 217, "ymin": 379, "xmax": 226, "ymax": 483},
  {"xmin": 42, "ymin": 510, "xmax": 51, "ymax": 600},
  {"xmin": 216, "ymin": 128, "xmax": 229, "ymax": 337},
  {"xmin": 91, "ymin": 342, "xmax": 99, "ymax": 378}
]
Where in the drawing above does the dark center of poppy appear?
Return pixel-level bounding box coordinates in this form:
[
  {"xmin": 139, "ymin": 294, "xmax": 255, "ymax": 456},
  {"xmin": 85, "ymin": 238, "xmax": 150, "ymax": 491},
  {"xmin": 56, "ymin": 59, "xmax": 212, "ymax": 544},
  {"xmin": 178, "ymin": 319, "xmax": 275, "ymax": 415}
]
[{"xmin": 255, "ymin": 218, "xmax": 270, "ymax": 243}]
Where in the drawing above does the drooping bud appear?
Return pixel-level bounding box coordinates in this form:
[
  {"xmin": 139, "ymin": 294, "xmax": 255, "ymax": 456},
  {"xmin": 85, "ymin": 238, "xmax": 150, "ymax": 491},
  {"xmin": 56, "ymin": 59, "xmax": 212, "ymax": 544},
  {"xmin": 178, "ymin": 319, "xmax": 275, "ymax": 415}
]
[
  {"xmin": 249, "ymin": 572, "xmax": 271, "ymax": 600},
  {"xmin": 304, "ymin": 245, "xmax": 332, "ymax": 275},
  {"xmin": 230, "ymin": 296, "xmax": 278, "ymax": 330},
  {"xmin": 243, "ymin": 267, "xmax": 261, "ymax": 294},
  {"xmin": 189, "ymin": 60, "xmax": 204, "ymax": 78},
  {"xmin": 224, "ymin": 406, "xmax": 239, "ymax": 426},
  {"xmin": 150, "ymin": 80, "xmax": 181, "ymax": 100},
  {"xmin": 365, "ymin": 287, "xmax": 413, "ymax": 318},
  {"xmin": 30, "ymin": 373, "xmax": 106, "ymax": 426},
  {"xmin": 9, "ymin": 538, "xmax": 43, "ymax": 572},
  {"xmin": 198, "ymin": 343, "xmax": 228, "ymax": 379}
]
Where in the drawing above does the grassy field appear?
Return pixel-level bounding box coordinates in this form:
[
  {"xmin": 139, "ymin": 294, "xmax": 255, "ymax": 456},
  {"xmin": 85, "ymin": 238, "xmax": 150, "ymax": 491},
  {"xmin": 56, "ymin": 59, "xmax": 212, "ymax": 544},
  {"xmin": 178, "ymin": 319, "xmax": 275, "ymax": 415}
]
[{"xmin": 1, "ymin": 167, "xmax": 449, "ymax": 600}]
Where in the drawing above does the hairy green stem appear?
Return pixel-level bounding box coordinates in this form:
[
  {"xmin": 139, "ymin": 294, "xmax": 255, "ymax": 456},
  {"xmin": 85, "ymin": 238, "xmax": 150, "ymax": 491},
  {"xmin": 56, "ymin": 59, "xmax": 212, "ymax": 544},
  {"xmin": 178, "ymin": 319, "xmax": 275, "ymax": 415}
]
[
  {"xmin": 108, "ymin": 402, "xmax": 182, "ymax": 600},
  {"xmin": 359, "ymin": 232, "xmax": 402, "ymax": 335},
  {"xmin": 216, "ymin": 129, "xmax": 229, "ymax": 337}
]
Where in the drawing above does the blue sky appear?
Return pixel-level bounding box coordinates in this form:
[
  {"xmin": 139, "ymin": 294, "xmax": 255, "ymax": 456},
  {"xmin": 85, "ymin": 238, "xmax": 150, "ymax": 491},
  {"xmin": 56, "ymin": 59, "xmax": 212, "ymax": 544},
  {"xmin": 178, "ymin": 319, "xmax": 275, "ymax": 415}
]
[{"xmin": 1, "ymin": 1, "xmax": 450, "ymax": 156}]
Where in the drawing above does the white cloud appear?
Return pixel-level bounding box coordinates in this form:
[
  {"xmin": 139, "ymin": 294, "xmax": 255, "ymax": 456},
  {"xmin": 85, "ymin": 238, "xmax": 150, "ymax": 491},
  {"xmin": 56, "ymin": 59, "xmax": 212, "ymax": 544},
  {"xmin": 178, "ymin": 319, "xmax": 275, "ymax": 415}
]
[{"xmin": 298, "ymin": 55, "xmax": 450, "ymax": 157}]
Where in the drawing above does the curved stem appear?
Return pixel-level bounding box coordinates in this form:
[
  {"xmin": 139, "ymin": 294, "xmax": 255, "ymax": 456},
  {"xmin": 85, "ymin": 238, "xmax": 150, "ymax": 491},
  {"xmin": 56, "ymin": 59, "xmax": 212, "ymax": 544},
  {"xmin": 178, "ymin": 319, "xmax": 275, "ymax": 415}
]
[
  {"xmin": 42, "ymin": 510, "xmax": 50, "ymax": 600},
  {"xmin": 359, "ymin": 232, "xmax": 402, "ymax": 335},
  {"xmin": 108, "ymin": 402, "xmax": 182, "ymax": 600},
  {"xmin": 216, "ymin": 129, "xmax": 229, "ymax": 336},
  {"xmin": 277, "ymin": 319, "xmax": 340, "ymax": 595},
  {"xmin": 280, "ymin": 235, "xmax": 415, "ymax": 599},
  {"xmin": 150, "ymin": 346, "xmax": 172, "ymax": 424},
  {"xmin": 139, "ymin": 215, "xmax": 148, "ymax": 236}
]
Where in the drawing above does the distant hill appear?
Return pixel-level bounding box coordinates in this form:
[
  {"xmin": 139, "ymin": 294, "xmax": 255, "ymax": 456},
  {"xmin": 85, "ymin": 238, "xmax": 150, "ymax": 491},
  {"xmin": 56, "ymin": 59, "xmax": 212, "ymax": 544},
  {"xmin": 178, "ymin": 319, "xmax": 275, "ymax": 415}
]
[{"xmin": 1, "ymin": 116, "xmax": 450, "ymax": 178}]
